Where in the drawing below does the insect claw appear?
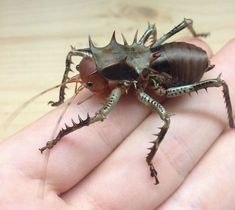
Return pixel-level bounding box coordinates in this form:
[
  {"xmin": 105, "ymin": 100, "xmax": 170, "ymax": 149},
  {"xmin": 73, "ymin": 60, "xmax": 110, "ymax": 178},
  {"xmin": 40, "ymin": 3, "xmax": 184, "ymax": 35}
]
[
  {"xmin": 48, "ymin": 100, "xmax": 63, "ymax": 107},
  {"xmin": 39, "ymin": 147, "xmax": 47, "ymax": 153},
  {"xmin": 70, "ymin": 45, "xmax": 76, "ymax": 51},
  {"xmin": 154, "ymin": 178, "xmax": 159, "ymax": 185}
]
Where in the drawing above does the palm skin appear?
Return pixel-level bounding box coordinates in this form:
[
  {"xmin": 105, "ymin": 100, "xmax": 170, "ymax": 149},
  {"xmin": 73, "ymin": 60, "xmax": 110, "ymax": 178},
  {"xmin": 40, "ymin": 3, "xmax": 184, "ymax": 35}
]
[{"xmin": 0, "ymin": 38, "xmax": 235, "ymax": 210}]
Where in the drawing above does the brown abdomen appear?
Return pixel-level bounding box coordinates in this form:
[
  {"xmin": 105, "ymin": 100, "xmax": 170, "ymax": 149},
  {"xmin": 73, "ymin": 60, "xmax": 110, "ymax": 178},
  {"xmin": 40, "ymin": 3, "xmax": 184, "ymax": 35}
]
[{"xmin": 151, "ymin": 42, "xmax": 211, "ymax": 87}]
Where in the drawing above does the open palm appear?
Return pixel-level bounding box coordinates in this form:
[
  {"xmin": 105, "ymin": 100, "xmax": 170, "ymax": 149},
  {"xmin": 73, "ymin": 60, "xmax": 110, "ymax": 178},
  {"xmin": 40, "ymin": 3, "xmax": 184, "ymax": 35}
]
[{"xmin": 1, "ymin": 38, "xmax": 235, "ymax": 210}]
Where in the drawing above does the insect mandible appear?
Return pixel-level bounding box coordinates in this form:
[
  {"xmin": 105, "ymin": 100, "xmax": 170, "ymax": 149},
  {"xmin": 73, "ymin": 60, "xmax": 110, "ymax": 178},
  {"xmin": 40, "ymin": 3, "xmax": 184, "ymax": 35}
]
[{"xmin": 38, "ymin": 18, "xmax": 234, "ymax": 184}]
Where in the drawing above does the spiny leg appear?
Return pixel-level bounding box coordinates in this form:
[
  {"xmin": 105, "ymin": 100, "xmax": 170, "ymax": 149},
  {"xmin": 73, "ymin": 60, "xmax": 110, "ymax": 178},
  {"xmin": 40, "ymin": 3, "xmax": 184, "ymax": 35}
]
[
  {"xmin": 152, "ymin": 18, "xmax": 209, "ymax": 49},
  {"xmin": 165, "ymin": 74, "xmax": 234, "ymax": 128},
  {"xmin": 138, "ymin": 23, "xmax": 157, "ymax": 46},
  {"xmin": 137, "ymin": 90, "xmax": 171, "ymax": 184},
  {"xmin": 48, "ymin": 47, "xmax": 92, "ymax": 106},
  {"xmin": 39, "ymin": 87, "xmax": 123, "ymax": 153},
  {"xmin": 38, "ymin": 95, "xmax": 77, "ymax": 198}
]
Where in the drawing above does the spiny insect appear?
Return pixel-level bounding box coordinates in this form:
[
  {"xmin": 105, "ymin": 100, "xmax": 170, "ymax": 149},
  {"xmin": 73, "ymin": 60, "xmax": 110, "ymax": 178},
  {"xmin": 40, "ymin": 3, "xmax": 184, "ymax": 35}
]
[{"xmin": 11, "ymin": 18, "xmax": 234, "ymax": 185}]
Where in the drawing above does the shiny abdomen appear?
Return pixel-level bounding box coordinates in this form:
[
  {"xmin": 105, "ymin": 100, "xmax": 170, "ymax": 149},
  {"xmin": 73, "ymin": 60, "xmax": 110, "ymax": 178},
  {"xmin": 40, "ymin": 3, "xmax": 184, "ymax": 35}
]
[{"xmin": 150, "ymin": 42, "xmax": 211, "ymax": 87}]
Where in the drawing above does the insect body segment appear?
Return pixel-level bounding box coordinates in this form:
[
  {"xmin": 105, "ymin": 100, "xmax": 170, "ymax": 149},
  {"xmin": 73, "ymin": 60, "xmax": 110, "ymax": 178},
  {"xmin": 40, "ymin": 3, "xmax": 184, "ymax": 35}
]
[
  {"xmin": 150, "ymin": 42, "xmax": 213, "ymax": 86},
  {"xmin": 39, "ymin": 87, "xmax": 122, "ymax": 153},
  {"xmin": 138, "ymin": 91, "xmax": 170, "ymax": 184},
  {"xmin": 89, "ymin": 32, "xmax": 152, "ymax": 81},
  {"xmin": 78, "ymin": 56, "xmax": 109, "ymax": 93},
  {"xmin": 41, "ymin": 19, "xmax": 234, "ymax": 184}
]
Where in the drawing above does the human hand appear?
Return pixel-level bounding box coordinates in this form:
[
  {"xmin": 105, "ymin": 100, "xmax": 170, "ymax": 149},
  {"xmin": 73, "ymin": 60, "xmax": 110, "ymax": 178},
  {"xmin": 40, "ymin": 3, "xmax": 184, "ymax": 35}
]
[{"xmin": 0, "ymin": 38, "xmax": 234, "ymax": 210}]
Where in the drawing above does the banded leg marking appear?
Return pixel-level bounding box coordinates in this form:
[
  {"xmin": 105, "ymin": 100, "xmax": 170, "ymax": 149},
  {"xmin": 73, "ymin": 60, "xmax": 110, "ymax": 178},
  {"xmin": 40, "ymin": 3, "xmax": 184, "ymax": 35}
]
[
  {"xmin": 39, "ymin": 87, "xmax": 122, "ymax": 153},
  {"xmin": 152, "ymin": 18, "xmax": 209, "ymax": 49},
  {"xmin": 166, "ymin": 75, "xmax": 234, "ymax": 128},
  {"xmin": 138, "ymin": 91, "xmax": 171, "ymax": 184},
  {"xmin": 49, "ymin": 48, "xmax": 91, "ymax": 106},
  {"xmin": 138, "ymin": 23, "xmax": 157, "ymax": 46}
]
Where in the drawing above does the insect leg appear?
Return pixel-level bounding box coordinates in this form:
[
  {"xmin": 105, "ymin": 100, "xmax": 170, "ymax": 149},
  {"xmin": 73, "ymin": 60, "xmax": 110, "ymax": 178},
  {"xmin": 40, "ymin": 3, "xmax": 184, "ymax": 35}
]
[
  {"xmin": 137, "ymin": 90, "xmax": 171, "ymax": 184},
  {"xmin": 39, "ymin": 87, "xmax": 122, "ymax": 153},
  {"xmin": 48, "ymin": 48, "xmax": 92, "ymax": 107},
  {"xmin": 138, "ymin": 23, "xmax": 157, "ymax": 46},
  {"xmin": 165, "ymin": 74, "xmax": 234, "ymax": 128},
  {"xmin": 152, "ymin": 18, "xmax": 209, "ymax": 49}
]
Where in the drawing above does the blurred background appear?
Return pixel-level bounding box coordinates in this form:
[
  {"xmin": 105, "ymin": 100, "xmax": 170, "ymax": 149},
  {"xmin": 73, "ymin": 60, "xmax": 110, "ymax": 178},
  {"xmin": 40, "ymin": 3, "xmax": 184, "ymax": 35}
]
[{"xmin": 0, "ymin": 0, "xmax": 235, "ymax": 139}]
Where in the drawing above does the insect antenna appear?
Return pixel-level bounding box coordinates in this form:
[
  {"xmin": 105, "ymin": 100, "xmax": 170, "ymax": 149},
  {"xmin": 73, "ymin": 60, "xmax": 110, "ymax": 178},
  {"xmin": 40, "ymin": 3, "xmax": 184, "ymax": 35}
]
[
  {"xmin": 38, "ymin": 82, "xmax": 85, "ymax": 198},
  {"xmin": 4, "ymin": 76, "xmax": 82, "ymax": 127}
]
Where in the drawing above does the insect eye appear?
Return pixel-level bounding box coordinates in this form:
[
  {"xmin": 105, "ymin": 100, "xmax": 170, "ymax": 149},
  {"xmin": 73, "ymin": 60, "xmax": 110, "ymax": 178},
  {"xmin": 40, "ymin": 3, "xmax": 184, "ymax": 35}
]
[
  {"xmin": 86, "ymin": 81, "xmax": 93, "ymax": 88},
  {"xmin": 76, "ymin": 65, "xmax": 79, "ymax": 71}
]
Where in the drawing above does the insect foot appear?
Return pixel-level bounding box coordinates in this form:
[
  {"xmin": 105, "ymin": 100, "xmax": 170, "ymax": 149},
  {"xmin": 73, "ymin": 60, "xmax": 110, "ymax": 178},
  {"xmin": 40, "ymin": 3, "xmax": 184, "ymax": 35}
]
[
  {"xmin": 149, "ymin": 163, "xmax": 159, "ymax": 185},
  {"xmin": 39, "ymin": 114, "xmax": 91, "ymax": 153},
  {"xmin": 146, "ymin": 119, "xmax": 170, "ymax": 185},
  {"xmin": 48, "ymin": 100, "xmax": 64, "ymax": 107},
  {"xmin": 39, "ymin": 140, "xmax": 56, "ymax": 153}
]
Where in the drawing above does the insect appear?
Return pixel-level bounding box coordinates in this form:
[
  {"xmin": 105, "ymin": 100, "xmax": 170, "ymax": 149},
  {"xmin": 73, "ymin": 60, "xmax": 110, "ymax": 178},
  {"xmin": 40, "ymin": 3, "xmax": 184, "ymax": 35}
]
[{"xmin": 35, "ymin": 18, "xmax": 234, "ymax": 185}]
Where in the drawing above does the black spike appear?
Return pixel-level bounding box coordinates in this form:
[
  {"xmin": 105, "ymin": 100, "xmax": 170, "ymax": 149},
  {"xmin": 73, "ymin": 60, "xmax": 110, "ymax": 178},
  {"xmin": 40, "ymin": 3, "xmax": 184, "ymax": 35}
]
[
  {"xmin": 89, "ymin": 35, "xmax": 96, "ymax": 50},
  {"xmin": 65, "ymin": 123, "xmax": 69, "ymax": 129},
  {"xmin": 78, "ymin": 114, "xmax": 83, "ymax": 122},
  {"xmin": 111, "ymin": 31, "xmax": 116, "ymax": 40},
  {"xmin": 121, "ymin": 33, "xmax": 128, "ymax": 45},
  {"xmin": 71, "ymin": 118, "xmax": 76, "ymax": 126},
  {"xmin": 132, "ymin": 30, "xmax": 138, "ymax": 44}
]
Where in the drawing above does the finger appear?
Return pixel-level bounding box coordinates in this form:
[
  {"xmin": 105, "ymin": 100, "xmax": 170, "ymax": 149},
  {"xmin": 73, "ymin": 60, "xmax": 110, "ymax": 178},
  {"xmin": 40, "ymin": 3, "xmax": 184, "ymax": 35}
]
[
  {"xmin": 62, "ymin": 40, "xmax": 235, "ymax": 209},
  {"xmin": 158, "ymin": 130, "xmax": 235, "ymax": 210},
  {"xmin": 0, "ymin": 88, "xmax": 150, "ymax": 193},
  {"xmin": 157, "ymin": 39, "xmax": 235, "ymax": 210},
  {"xmin": 0, "ymin": 38, "xmax": 212, "ymax": 195}
]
